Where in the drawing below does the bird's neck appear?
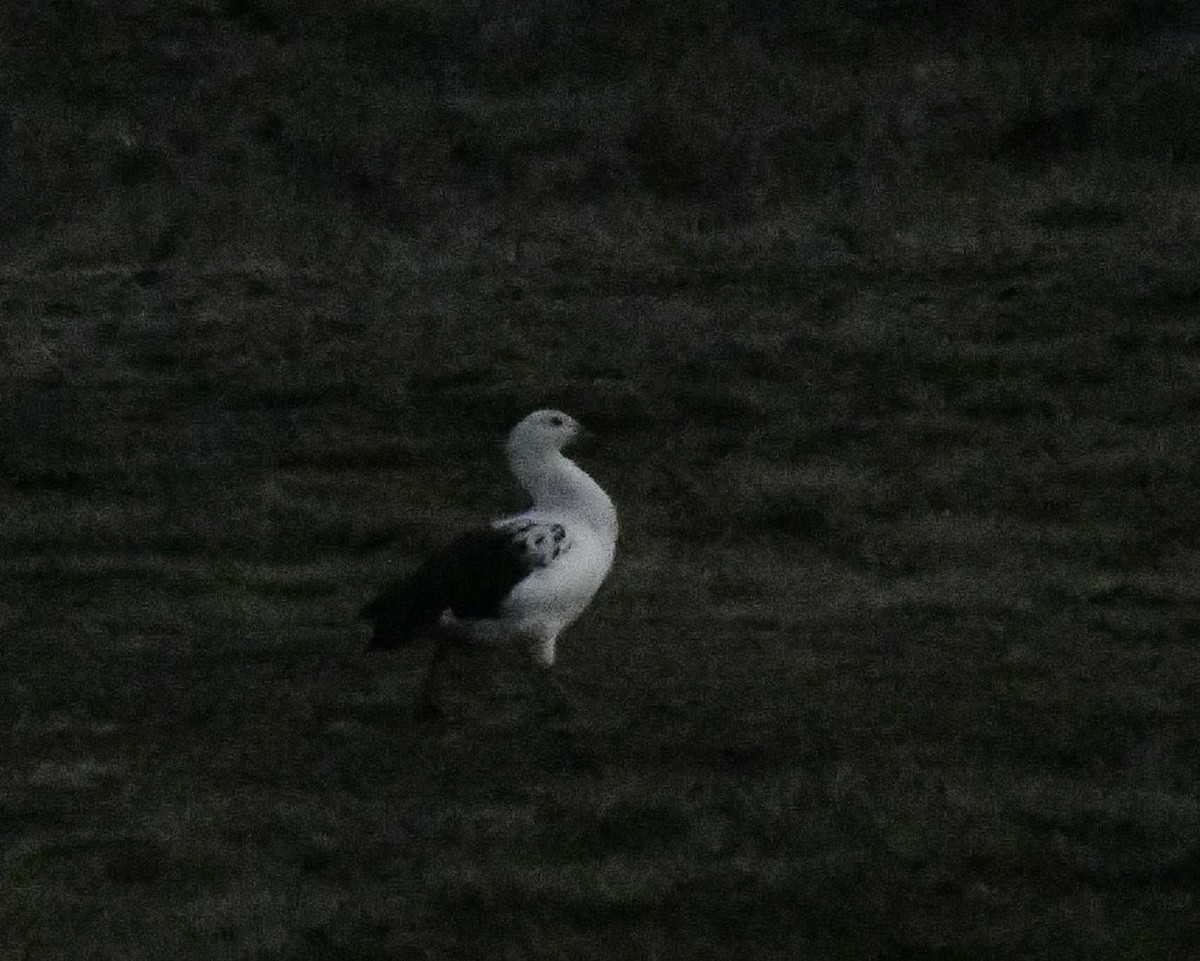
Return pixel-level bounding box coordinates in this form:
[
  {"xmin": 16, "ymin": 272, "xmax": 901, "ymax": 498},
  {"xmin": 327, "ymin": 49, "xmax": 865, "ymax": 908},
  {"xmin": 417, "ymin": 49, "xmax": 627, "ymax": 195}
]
[{"xmin": 509, "ymin": 449, "xmax": 619, "ymax": 542}]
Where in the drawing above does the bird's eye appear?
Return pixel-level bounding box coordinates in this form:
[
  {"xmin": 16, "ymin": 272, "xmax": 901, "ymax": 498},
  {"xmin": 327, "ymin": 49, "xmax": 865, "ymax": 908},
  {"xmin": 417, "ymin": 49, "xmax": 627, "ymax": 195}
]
[{"xmin": 549, "ymin": 415, "xmax": 564, "ymax": 427}]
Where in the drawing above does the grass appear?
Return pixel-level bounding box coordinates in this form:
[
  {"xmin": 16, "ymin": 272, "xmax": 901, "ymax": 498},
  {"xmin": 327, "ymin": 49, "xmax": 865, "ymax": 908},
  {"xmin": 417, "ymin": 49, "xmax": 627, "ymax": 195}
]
[{"xmin": 3, "ymin": 2, "xmax": 1200, "ymax": 958}]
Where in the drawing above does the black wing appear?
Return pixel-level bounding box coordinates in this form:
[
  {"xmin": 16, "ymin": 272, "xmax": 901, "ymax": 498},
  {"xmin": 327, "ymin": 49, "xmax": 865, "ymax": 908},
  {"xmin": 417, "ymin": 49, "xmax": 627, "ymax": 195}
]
[{"xmin": 359, "ymin": 520, "xmax": 568, "ymax": 650}]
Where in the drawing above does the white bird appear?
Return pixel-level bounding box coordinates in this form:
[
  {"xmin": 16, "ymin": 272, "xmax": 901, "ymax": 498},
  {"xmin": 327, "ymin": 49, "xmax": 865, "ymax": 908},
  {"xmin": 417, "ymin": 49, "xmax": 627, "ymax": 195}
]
[{"xmin": 359, "ymin": 409, "xmax": 618, "ymax": 717}]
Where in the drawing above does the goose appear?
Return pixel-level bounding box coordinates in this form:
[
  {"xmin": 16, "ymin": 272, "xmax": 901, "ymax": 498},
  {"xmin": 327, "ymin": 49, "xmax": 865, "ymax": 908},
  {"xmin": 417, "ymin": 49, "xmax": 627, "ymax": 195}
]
[{"xmin": 360, "ymin": 409, "xmax": 617, "ymax": 717}]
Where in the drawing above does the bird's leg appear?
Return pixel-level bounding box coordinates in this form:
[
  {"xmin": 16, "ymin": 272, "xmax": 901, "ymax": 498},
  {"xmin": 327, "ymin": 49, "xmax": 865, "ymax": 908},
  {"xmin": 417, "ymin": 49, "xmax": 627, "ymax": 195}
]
[
  {"xmin": 542, "ymin": 668, "xmax": 570, "ymax": 705},
  {"xmin": 531, "ymin": 664, "xmax": 575, "ymax": 727},
  {"xmin": 526, "ymin": 634, "xmax": 572, "ymax": 721},
  {"xmin": 415, "ymin": 636, "xmax": 450, "ymax": 721}
]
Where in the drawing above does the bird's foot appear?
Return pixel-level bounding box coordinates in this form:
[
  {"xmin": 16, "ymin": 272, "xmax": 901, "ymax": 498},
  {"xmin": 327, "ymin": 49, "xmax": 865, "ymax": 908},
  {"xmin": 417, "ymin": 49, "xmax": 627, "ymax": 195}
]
[{"xmin": 541, "ymin": 695, "xmax": 574, "ymax": 724}]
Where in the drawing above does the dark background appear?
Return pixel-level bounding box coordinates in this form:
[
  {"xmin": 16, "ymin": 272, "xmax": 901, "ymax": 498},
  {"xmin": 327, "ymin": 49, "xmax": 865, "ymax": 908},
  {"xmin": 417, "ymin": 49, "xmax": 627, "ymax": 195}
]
[{"xmin": 2, "ymin": 2, "xmax": 1199, "ymax": 959}]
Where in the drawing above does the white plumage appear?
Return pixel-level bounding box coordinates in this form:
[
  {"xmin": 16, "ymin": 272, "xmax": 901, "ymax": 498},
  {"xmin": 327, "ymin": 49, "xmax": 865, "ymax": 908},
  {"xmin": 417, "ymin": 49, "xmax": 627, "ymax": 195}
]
[{"xmin": 360, "ymin": 409, "xmax": 617, "ymax": 715}]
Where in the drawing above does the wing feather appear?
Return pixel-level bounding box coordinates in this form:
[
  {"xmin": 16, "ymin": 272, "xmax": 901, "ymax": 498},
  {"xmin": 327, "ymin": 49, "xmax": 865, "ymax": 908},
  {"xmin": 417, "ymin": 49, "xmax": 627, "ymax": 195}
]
[{"xmin": 361, "ymin": 520, "xmax": 571, "ymax": 650}]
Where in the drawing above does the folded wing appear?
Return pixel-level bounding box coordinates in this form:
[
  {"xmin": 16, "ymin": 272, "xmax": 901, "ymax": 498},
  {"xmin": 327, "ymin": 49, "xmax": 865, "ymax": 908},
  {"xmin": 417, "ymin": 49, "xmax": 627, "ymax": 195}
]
[{"xmin": 360, "ymin": 519, "xmax": 570, "ymax": 650}]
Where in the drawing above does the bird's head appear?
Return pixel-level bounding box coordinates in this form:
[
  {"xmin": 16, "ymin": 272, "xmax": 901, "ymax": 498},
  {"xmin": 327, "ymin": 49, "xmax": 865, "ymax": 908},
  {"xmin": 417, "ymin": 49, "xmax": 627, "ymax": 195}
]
[{"xmin": 507, "ymin": 409, "xmax": 582, "ymax": 458}]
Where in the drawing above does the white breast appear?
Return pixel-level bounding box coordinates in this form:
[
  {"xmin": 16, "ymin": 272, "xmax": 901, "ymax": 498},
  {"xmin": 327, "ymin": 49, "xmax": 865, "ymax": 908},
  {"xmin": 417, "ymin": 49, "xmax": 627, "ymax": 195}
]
[{"xmin": 499, "ymin": 512, "xmax": 615, "ymax": 636}]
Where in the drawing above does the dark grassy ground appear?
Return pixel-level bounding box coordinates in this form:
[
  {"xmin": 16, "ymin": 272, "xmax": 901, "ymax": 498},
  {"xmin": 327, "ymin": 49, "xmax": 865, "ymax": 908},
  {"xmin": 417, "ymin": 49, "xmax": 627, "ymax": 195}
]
[{"xmin": 3, "ymin": 2, "xmax": 1200, "ymax": 959}]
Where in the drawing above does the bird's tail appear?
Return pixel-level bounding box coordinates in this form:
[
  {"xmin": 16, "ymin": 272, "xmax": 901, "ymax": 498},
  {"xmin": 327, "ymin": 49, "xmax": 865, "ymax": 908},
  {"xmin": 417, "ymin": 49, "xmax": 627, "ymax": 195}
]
[
  {"xmin": 359, "ymin": 596, "xmax": 420, "ymax": 651},
  {"xmin": 365, "ymin": 624, "xmax": 403, "ymax": 651}
]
